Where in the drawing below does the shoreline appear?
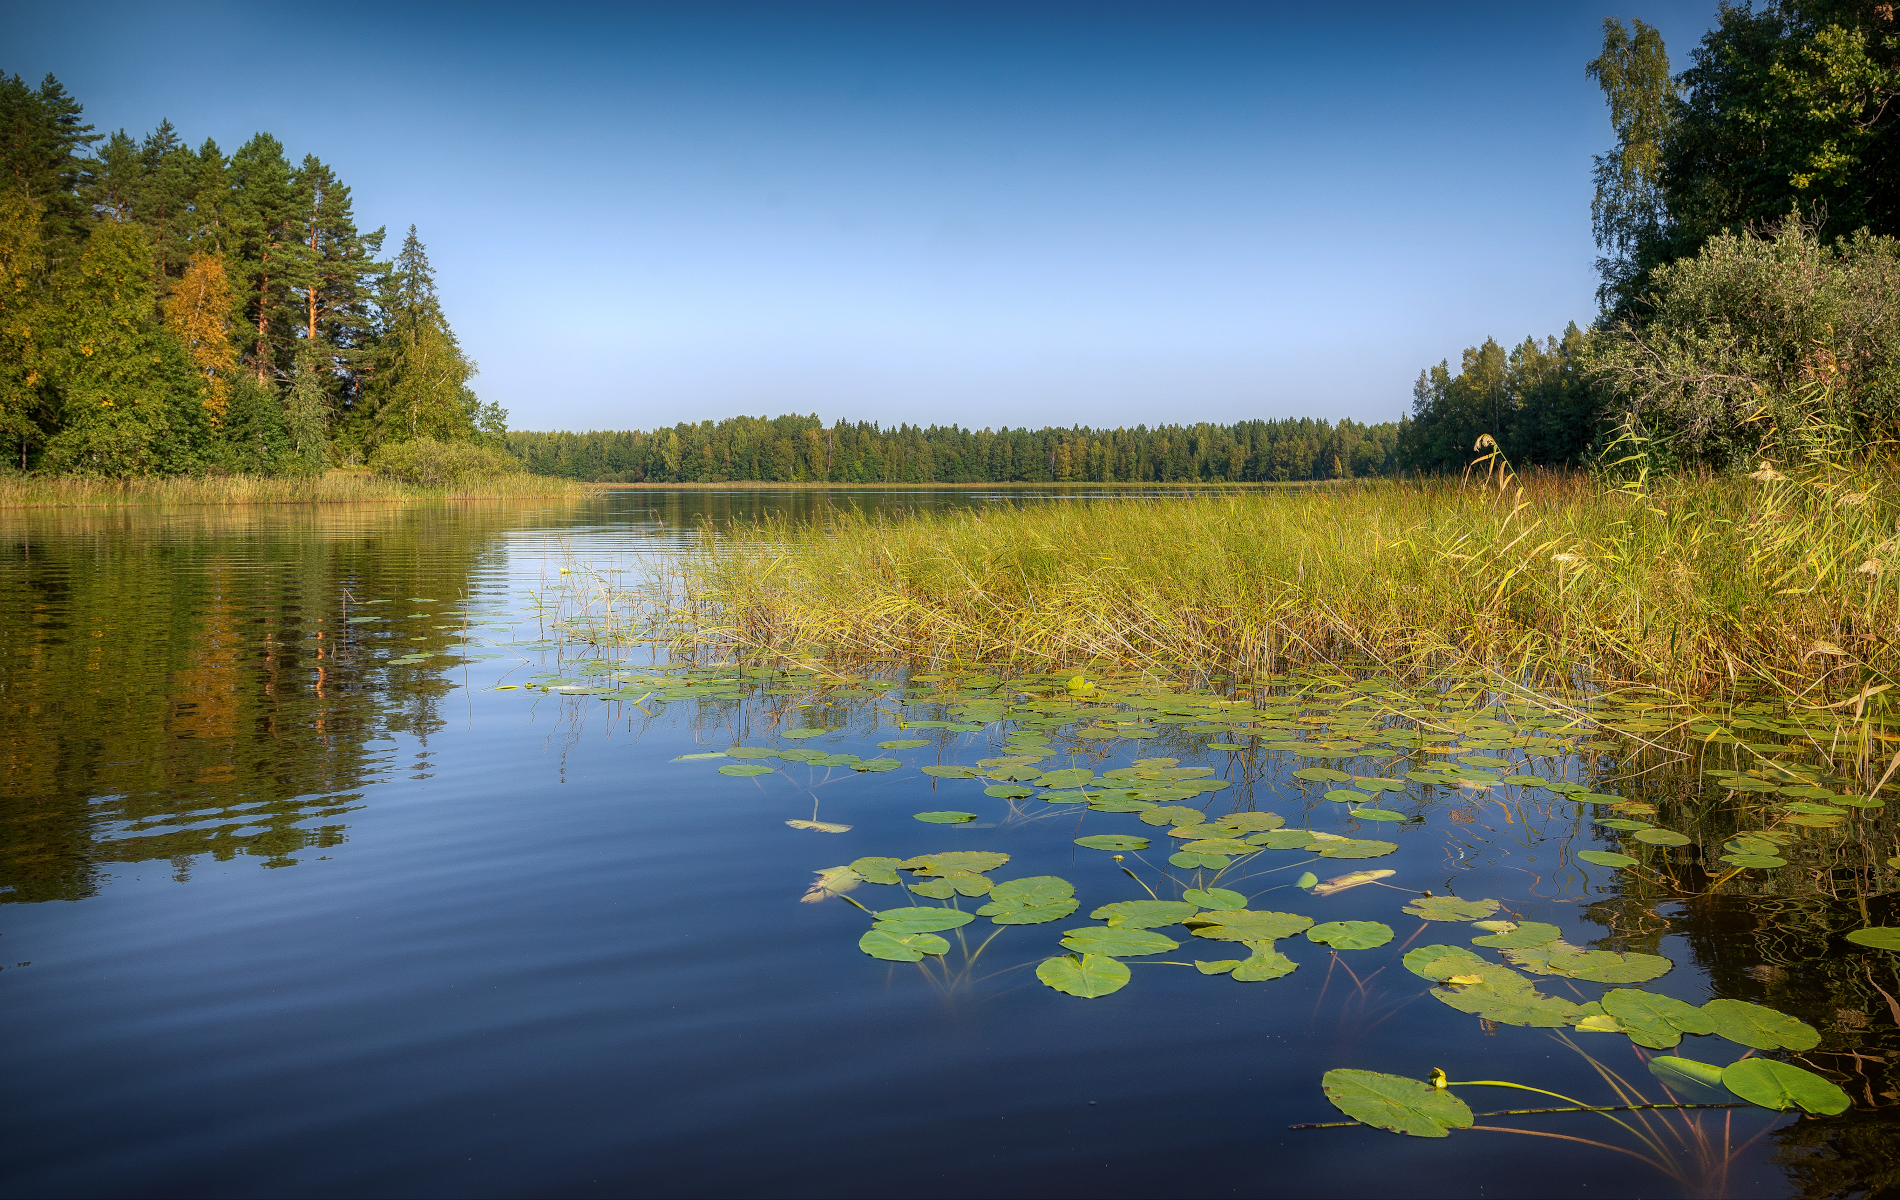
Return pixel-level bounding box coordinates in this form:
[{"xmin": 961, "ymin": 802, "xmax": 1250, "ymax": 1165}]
[
  {"xmin": 0, "ymin": 471, "xmax": 587, "ymax": 510},
  {"xmin": 574, "ymin": 478, "xmax": 1347, "ymax": 490}
]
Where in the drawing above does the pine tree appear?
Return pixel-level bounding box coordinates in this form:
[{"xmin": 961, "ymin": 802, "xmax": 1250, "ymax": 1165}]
[{"xmin": 226, "ymin": 133, "xmax": 305, "ymax": 383}]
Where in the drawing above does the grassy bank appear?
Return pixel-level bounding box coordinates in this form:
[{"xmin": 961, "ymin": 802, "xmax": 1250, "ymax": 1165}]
[
  {"xmin": 581, "ymin": 479, "xmax": 1336, "ymax": 490},
  {"xmin": 0, "ymin": 468, "xmax": 585, "ymax": 509},
  {"xmin": 661, "ymin": 463, "xmax": 1899, "ymax": 701}
]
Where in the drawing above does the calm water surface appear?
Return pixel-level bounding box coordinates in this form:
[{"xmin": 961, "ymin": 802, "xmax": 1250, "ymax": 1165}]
[{"xmin": 1, "ymin": 490, "xmax": 1891, "ymax": 1198}]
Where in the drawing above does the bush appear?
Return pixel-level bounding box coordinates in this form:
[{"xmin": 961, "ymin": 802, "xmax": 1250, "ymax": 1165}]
[{"xmin": 367, "ymin": 436, "xmax": 522, "ymax": 487}]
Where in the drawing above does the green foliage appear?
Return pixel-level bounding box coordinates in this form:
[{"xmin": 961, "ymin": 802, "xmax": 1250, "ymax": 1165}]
[
  {"xmin": 367, "ymin": 436, "xmax": 522, "ymax": 487},
  {"xmin": 1398, "ymin": 326, "xmax": 1604, "ymax": 472}
]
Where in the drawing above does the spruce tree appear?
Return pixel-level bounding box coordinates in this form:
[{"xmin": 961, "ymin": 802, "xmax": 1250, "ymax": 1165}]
[
  {"xmin": 226, "ymin": 133, "xmax": 306, "ymax": 382},
  {"xmin": 357, "ymin": 226, "xmax": 480, "ymax": 449}
]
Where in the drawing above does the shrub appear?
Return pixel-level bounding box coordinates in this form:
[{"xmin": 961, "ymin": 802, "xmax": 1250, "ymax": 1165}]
[{"xmin": 366, "ymin": 436, "xmax": 522, "ymax": 487}]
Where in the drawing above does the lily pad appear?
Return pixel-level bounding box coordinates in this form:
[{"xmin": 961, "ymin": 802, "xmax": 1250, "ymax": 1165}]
[
  {"xmin": 1722, "ymin": 1059, "xmax": 1849, "ymax": 1115},
  {"xmin": 1091, "ymin": 900, "xmax": 1200, "ymax": 929},
  {"xmin": 853, "ymin": 758, "xmax": 902, "ymax": 773},
  {"xmin": 1307, "ymin": 838, "xmax": 1398, "ymax": 860},
  {"xmin": 1325, "ymin": 789, "xmax": 1371, "ymax": 804},
  {"xmin": 1404, "ymin": 896, "xmax": 1501, "ymax": 922},
  {"xmin": 1195, "ymin": 959, "xmax": 1241, "ymax": 974},
  {"xmin": 1845, "ymin": 927, "xmax": 1900, "ymax": 951},
  {"xmin": 1060, "ymin": 926, "xmax": 1180, "ymax": 957},
  {"xmin": 1577, "ymin": 850, "xmax": 1640, "ymax": 868},
  {"xmin": 1169, "ymin": 851, "xmax": 1231, "ymax": 869},
  {"xmin": 909, "ymin": 875, "xmax": 993, "ymax": 898},
  {"xmin": 1472, "ymin": 921, "xmax": 1563, "ymax": 949},
  {"xmin": 1721, "ymin": 854, "xmax": 1787, "ymax": 869},
  {"xmin": 921, "ymin": 765, "xmax": 982, "ymax": 779},
  {"xmin": 1248, "ymin": 830, "xmax": 1317, "ymax": 849},
  {"xmin": 984, "ymin": 784, "xmax": 1035, "ymax": 799},
  {"xmin": 1232, "ymin": 948, "xmax": 1300, "ymax": 980},
  {"xmin": 1633, "ymin": 828, "xmax": 1694, "ymax": 847},
  {"xmin": 872, "ymin": 907, "xmax": 975, "ymax": 934},
  {"xmin": 1037, "ymin": 768, "xmax": 1095, "ymax": 789},
  {"xmin": 1349, "ymin": 808, "xmax": 1407, "ymax": 822},
  {"xmin": 1353, "ymin": 777, "xmax": 1409, "ymax": 793},
  {"xmin": 1075, "ymin": 834, "xmax": 1149, "ymax": 852},
  {"xmin": 1036, "ymin": 953, "xmax": 1131, "ymax": 998},
  {"xmin": 914, "ymin": 811, "xmax": 977, "ymax": 824},
  {"xmin": 1601, "ymin": 988, "xmax": 1718, "ymax": 1049},
  {"xmin": 1179, "ymin": 837, "xmax": 1256, "ymax": 855},
  {"xmin": 1434, "ymin": 981, "xmax": 1586, "ymax": 1027},
  {"xmin": 781, "ymin": 728, "xmax": 833, "ymax": 740},
  {"xmin": 675, "ymin": 752, "xmax": 728, "ymax": 760},
  {"xmin": 1183, "ymin": 887, "xmax": 1247, "ymax": 910},
  {"xmin": 1321, "ymin": 1069, "xmax": 1474, "ymax": 1138},
  {"xmin": 1541, "ymin": 950, "xmax": 1673, "ymax": 984},
  {"xmin": 977, "ymin": 876, "xmax": 1079, "ymax": 924},
  {"xmin": 877, "ymin": 738, "xmax": 930, "ymax": 749},
  {"xmin": 1703, "ymin": 999, "xmax": 1820, "ymax": 1050},
  {"xmin": 718, "ymin": 764, "xmax": 775, "ymax": 777},
  {"xmin": 1647, "ymin": 1056, "xmax": 1732, "ymax": 1102},
  {"xmin": 849, "ymin": 856, "xmax": 902, "ymax": 885},
  {"xmin": 901, "ymin": 851, "xmax": 1010, "ymax": 877},
  {"xmin": 1138, "ymin": 806, "xmax": 1206, "ymax": 827},
  {"xmin": 858, "ymin": 930, "xmax": 950, "ymax": 961},
  {"xmin": 1293, "ymin": 767, "xmax": 1354, "ymax": 783},
  {"xmin": 784, "ymin": 819, "xmax": 852, "ymax": 833},
  {"xmin": 1189, "ymin": 909, "xmax": 1313, "ymax": 942},
  {"xmin": 1307, "ymin": 920, "xmax": 1394, "ymax": 950}
]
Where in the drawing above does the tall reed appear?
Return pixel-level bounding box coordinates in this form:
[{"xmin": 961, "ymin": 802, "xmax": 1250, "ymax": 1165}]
[
  {"xmin": 659, "ymin": 461, "xmax": 1899, "ymax": 701},
  {"xmin": 0, "ymin": 469, "xmax": 584, "ymax": 509}
]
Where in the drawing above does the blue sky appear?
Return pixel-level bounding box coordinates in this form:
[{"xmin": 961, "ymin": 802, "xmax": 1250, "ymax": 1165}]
[{"xmin": 8, "ymin": 1, "xmax": 1721, "ymax": 431}]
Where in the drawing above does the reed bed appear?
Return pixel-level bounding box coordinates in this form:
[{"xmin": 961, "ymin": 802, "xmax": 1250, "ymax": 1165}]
[
  {"xmin": 0, "ymin": 468, "xmax": 584, "ymax": 508},
  {"xmin": 659, "ymin": 461, "xmax": 1900, "ymax": 702}
]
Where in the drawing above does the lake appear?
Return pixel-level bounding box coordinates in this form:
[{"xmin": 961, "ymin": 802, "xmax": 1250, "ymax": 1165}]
[{"xmin": 2, "ymin": 489, "xmax": 1892, "ymax": 1199}]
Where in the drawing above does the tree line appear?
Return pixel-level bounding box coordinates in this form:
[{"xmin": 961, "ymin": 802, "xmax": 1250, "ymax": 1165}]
[
  {"xmin": 507, "ymin": 415, "xmax": 1402, "ymax": 484},
  {"xmin": 1407, "ymin": 1, "xmax": 1900, "ymax": 474},
  {"xmin": 0, "ymin": 72, "xmax": 500, "ymax": 476}
]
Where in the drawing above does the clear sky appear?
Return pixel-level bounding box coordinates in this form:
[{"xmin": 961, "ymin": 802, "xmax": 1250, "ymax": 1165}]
[{"xmin": 7, "ymin": 1, "xmax": 1722, "ymax": 432}]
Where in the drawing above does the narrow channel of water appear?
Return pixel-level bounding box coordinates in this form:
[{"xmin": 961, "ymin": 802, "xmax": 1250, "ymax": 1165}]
[{"xmin": 1, "ymin": 491, "xmax": 1891, "ymax": 1198}]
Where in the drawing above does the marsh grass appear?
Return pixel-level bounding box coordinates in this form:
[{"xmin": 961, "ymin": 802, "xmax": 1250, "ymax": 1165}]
[
  {"xmin": 658, "ymin": 459, "xmax": 1899, "ymax": 702},
  {"xmin": 0, "ymin": 467, "xmax": 584, "ymax": 508}
]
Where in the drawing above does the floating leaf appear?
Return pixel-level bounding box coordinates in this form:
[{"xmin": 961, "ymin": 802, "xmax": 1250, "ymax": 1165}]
[
  {"xmin": 781, "ymin": 728, "xmax": 832, "ymax": 740},
  {"xmin": 1091, "ymin": 900, "xmax": 1200, "ymax": 929},
  {"xmin": 1703, "ymin": 999, "xmax": 1820, "ymax": 1050},
  {"xmin": 872, "ymin": 907, "xmax": 975, "ymax": 934},
  {"xmin": 1293, "ymin": 767, "xmax": 1354, "ymax": 782},
  {"xmin": 1138, "ymin": 806, "xmax": 1206, "ymax": 827},
  {"xmin": 1721, "ymin": 854, "xmax": 1787, "ymax": 869},
  {"xmin": 1576, "ymin": 850, "xmax": 1639, "ymax": 868},
  {"xmin": 802, "ymin": 866, "xmax": 862, "ymax": 902},
  {"xmin": 977, "ymin": 876, "xmax": 1079, "ymax": 924},
  {"xmin": 675, "ymin": 752, "xmax": 728, "ymax": 760},
  {"xmin": 984, "ymin": 784, "xmax": 1035, "ymax": 799},
  {"xmin": 1308, "ymin": 838, "xmax": 1398, "ymax": 859},
  {"xmin": 1321, "ymin": 1069, "xmax": 1474, "ymax": 1138},
  {"xmin": 1060, "ymin": 926, "xmax": 1180, "ymax": 956},
  {"xmin": 1090, "ymin": 797, "xmax": 1159, "ymax": 813},
  {"xmin": 1036, "ymin": 953, "xmax": 1131, "ymax": 998},
  {"xmin": 858, "ymin": 930, "xmax": 950, "ymax": 961},
  {"xmin": 1170, "ymin": 851, "xmax": 1231, "ymax": 869},
  {"xmin": 1405, "ymin": 899, "xmax": 1503, "ymax": 925},
  {"xmin": 1179, "ymin": 837, "xmax": 1256, "ymax": 855},
  {"xmin": 1037, "ymin": 767, "xmax": 1095, "ymax": 789},
  {"xmin": 920, "ymin": 765, "xmax": 983, "ymax": 779},
  {"xmin": 1722, "ymin": 1059, "xmax": 1850, "ymax": 1116},
  {"xmin": 852, "ymin": 758, "xmax": 901, "ymax": 773},
  {"xmin": 1040, "ymin": 790, "xmax": 1090, "ymax": 805},
  {"xmin": 1183, "ymin": 887, "xmax": 1247, "ymax": 910},
  {"xmin": 1647, "ymin": 1056, "xmax": 1732, "ymax": 1102},
  {"xmin": 1403, "ymin": 944, "xmax": 1507, "ymax": 983},
  {"xmin": 785, "ymin": 819, "xmax": 852, "ymax": 833},
  {"xmin": 1845, "ymin": 927, "xmax": 1900, "ymax": 951},
  {"xmin": 1353, "ymin": 777, "xmax": 1409, "ymax": 793},
  {"xmin": 1076, "ymin": 834, "xmax": 1149, "ymax": 852},
  {"xmin": 988, "ymin": 765, "xmax": 1045, "ymax": 782},
  {"xmin": 1541, "ymin": 950, "xmax": 1673, "ymax": 984},
  {"xmin": 849, "ymin": 856, "xmax": 902, "ymax": 885},
  {"xmin": 901, "ymin": 851, "xmax": 1010, "ymax": 877},
  {"xmin": 1307, "ymin": 920, "xmax": 1394, "ymax": 950},
  {"xmin": 1189, "ymin": 909, "xmax": 1313, "ymax": 942},
  {"xmin": 1434, "ymin": 981, "xmax": 1585, "ymax": 1027},
  {"xmin": 1597, "ymin": 819, "xmax": 1653, "ymax": 831},
  {"xmin": 913, "ymin": 811, "xmax": 977, "ymax": 824},
  {"xmin": 1471, "ymin": 921, "xmax": 1562, "ymax": 949},
  {"xmin": 878, "ymin": 738, "xmax": 930, "ymax": 749},
  {"xmin": 1195, "ymin": 959, "xmax": 1241, "ymax": 974},
  {"xmin": 1633, "ymin": 828, "xmax": 1694, "ymax": 847},
  {"xmin": 1232, "ymin": 948, "xmax": 1299, "ymax": 980},
  {"xmin": 1601, "ymin": 989, "xmax": 1717, "ymax": 1049},
  {"xmin": 719, "ymin": 764, "xmax": 775, "ymax": 777},
  {"xmin": 1310, "ymin": 869, "xmax": 1394, "ymax": 895},
  {"xmin": 1325, "ymin": 789, "xmax": 1370, "ymax": 804},
  {"xmin": 910, "ymin": 874, "xmax": 993, "ymax": 898},
  {"xmin": 1249, "ymin": 830, "xmax": 1317, "ymax": 849},
  {"xmin": 1349, "ymin": 808, "xmax": 1407, "ymax": 822}
]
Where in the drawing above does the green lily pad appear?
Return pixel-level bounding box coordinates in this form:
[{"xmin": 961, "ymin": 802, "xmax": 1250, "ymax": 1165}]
[
  {"xmin": 1036, "ymin": 953, "xmax": 1131, "ymax": 998},
  {"xmin": 914, "ymin": 811, "xmax": 978, "ymax": 824},
  {"xmin": 1647, "ymin": 1056, "xmax": 1732, "ymax": 1102},
  {"xmin": 1499, "ymin": 775, "xmax": 1548, "ymax": 786},
  {"xmin": 1703, "ymin": 999, "xmax": 1820, "ymax": 1050},
  {"xmin": 1325, "ymin": 789, "xmax": 1370, "ymax": 804},
  {"xmin": 1232, "ymin": 948, "xmax": 1300, "ymax": 980},
  {"xmin": 1138, "ymin": 806, "xmax": 1206, "ymax": 827},
  {"xmin": 1404, "ymin": 896, "xmax": 1501, "ymax": 922},
  {"xmin": 675, "ymin": 752, "xmax": 728, "ymax": 760},
  {"xmin": 1169, "ymin": 851, "xmax": 1231, "ymax": 869},
  {"xmin": 1601, "ymin": 989, "xmax": 1718, "ymax": 1049},
  {"xmin": 1721, "ymin": 854, "xmax": 1787, "ymax": 869},
  {"xmin": 872, "ymin": 907, "xmax": 976, "ymax": 934},
  {"xmin": 1597, "ymin": 819, "xmax": 1653, "ymax": 831},
  {"xmin": 1293, "ymin": 767, "xmax": 1354, "ymax": 782},
  {"xmin": 1353, "ymin": 777, "xmax": 1409, "ymax": 793},
  {"xmin": 1183, "ymin": 887, "xmax": 1247, "ymax": 910},
  {"xmin": 1248, "ymin": 829, "xmax": 1317, "ymax": 849},
  {"xmin": 1307, "ymin": 837, "xmax": 1398, "ymax": 859},
  {"xmin": 1321, "ymin": 1069, "xmax": 1474, "ymax": 1138},
  {"xmin": 1576, "ymin": 850, "xmax": 1640, "ymax": 868},
  {"xmin": 1471, "ymin": 921, "xmax": 1563, "ymax": 949},
  {"xmin": 1060, "ymin": 926, "xmax": 1180, "ymax": 956},
  {"xmin": 1179, "ymin": 837, "xmax": 1256, "ymax": 855},
  {"xmin": 1540, "ymin": 950, "xmax": 1673, "ymax": 984},
  {"xmin": 858, "ymin": 930, "xmax": 951, "ymax": 961},
  {"xmin": 1434, "ymin": 981, "xmax": 1586, "ymax": 1027},
  {"xmin": 1206, "ymin": 742, "xmax": 1248, "ymax": 751},
  {"xmin": 1307, "ymin": 920, "xmax": 1394, "ymax": 950},
  {"xmin": 1349, "ymin": 808, "xmax": 1406, "ymax": 822},
  {"xmin": 782, "ymin": 728, "xmax": 832, "ymax": 740},
  {"xmin": 908, "ymin": 875, "xmax": 993, "ymax": 898},
  {"xmin": 1091, "ymin": 900, "xmax": 1200, "ymax": 929},
  {"xmin": 1075, "ymin": 834, "xmax": 1149, "ymax": 852},
  {"xmin": 988, "ymin": 765, "xmax": 1045, "ymax": 782},
  {"xmin": 724, "ymin": 746, "xmax": 780, "ymax": 759},
  {"xmin": 1722, "ymin": 1059, "xmax": 1850, "ymax": 1115},
  {"xmin": 1205, "ymin": 812, "xmax": 1284, "ymax": 831},
  {"xmin": 977, "ymin": 876, "xmax": 1079, "ymax": 924},
  {"xmin": 1037, "ymin": 768, "xmax": 1095, "ymax": 789},
  {"xmin": 849, "ymin": 856, "xmax": 902, "ymax": 885},
  {"xmin": 1189, "ymin": 909, "xmax": 1313, "ymax": 942},
  {"xmin": 1633, "ymin": 828, "xmax": 1694, "ymax": 847},
  {"xmin": 877, "ymin": 738, "xmax": 930, "ymax": 749},
  {"xmin": 1195, "ymin": 959, "xmax": 1241, "ymax": 974},
  {"xmin": 1040, "ymin": 790, "xmax": 1090, "ymax": 805},
  {"xmin": 1845, "ymin": 927, "xmax": 1900, "ymax": 951},
  {"xmin": 718, "ymin": 764, "xmax": 775, "ymax": 777},
  {"xmin": 920, "ymin": 765, "xmax": 981, "ymax": 779},
  {"xmin": 1089, "ymin": 797, "xmax": 1159, "ymax": 813},
  {"xmin": 1402, "ymin": 944, "xmax": 1516, "ymax": 985},
  {"xmin": 900, "ymin": 851, "xmax": 1010, "ymax": 877},
  {"xmin": 853, "ymin": 758, "xmax": 901, "ymax": 773},
  {"xmin": 984, "ymin": 784, "xmax": 1035, "ymax": 799}
]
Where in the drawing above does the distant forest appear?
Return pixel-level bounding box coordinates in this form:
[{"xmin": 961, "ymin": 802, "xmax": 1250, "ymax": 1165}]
[{"xmin": 507, "ymin": 416, "xmax": 1401, "ymax": 484}]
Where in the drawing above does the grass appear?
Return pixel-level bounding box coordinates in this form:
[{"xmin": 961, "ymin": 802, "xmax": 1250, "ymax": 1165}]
[
  {"xmin": 576, "ymin": 479, "xmax": 1336, "ymax": 490},
  {"xmin": 0, "ymin": 467, "xmax": 585, "ymax": 508},
  {"xmin": 656, "ymin": 457, "xmax": 1900, "ymax": 702}
]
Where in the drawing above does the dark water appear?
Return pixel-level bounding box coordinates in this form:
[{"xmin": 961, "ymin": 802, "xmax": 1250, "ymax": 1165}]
[{"xmin": 0, "ymin": 491, "xmax": 1892, "ymax": 1199}]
